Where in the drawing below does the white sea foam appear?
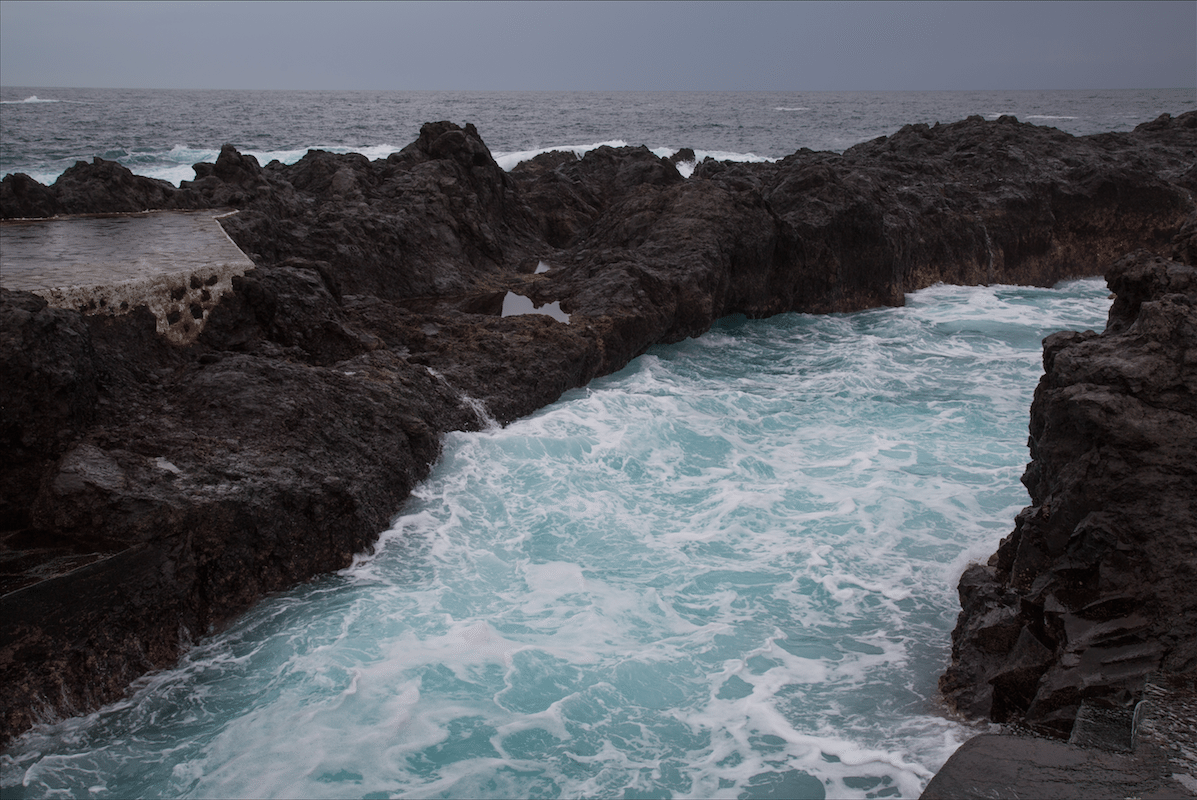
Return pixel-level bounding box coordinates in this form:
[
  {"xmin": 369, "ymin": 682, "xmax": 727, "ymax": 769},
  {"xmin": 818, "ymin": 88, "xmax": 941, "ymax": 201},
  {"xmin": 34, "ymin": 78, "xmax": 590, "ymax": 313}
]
[
  {"xmin": 490, "ymin": 142, "xmax": 776, "ymax": 177},
  {"xmin": 983, "ymin": 112, "xmax": 1078, "ymax": 123},
  {"xmin": 13, "ymin": 143, "xmax": 409, "ymax": 189},
  {"xmin": 23, "ymin": 139, "xmax": 765, "ymax": 188},
  {"xmin": 0, "ymin": 279, "xmax": 1112, "ymax": 799},
  {"xmin": 492, "ymin": 140, "xmax": 629, "ymax": 171},
  {"xmin": 650, "ymin": 146, "xmax": 778, "ymax": 177},
  {"xmin": 0, "ymin": 95, "xmax": 60, "ymax": 104}
]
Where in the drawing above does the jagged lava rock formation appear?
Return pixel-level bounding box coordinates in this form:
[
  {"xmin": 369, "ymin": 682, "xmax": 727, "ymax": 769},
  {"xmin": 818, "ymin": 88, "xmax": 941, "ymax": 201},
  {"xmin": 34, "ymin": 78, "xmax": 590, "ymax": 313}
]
[
  {"xmin": 2, "ymin": 112, "xmax": 1195, "ymax": 748},
  {"xmin": 940, "ymin": 250, "xmax": 1197, "ymax": 734}
]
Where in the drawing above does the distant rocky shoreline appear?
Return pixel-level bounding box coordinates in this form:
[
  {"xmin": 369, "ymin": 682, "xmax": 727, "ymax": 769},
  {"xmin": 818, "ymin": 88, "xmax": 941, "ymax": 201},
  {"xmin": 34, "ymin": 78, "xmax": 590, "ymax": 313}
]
[{"xmin": 2, "ymin": 111, "xmax": 1195, "ymax": 784}]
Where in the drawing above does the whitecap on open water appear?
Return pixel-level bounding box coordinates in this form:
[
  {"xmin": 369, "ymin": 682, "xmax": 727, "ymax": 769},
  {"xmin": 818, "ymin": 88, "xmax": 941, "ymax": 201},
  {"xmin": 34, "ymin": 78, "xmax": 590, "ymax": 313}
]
[{"xmin": 1, "ymin": 279, "xmax": 1112, "ymax": 799}]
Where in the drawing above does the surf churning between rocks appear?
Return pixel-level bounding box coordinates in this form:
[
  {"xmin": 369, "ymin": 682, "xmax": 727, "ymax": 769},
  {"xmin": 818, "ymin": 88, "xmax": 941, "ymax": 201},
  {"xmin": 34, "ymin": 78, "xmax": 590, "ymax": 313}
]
[{"xmin": 1, "ymin": 279, "xmax": 1112, "ymax": 799}]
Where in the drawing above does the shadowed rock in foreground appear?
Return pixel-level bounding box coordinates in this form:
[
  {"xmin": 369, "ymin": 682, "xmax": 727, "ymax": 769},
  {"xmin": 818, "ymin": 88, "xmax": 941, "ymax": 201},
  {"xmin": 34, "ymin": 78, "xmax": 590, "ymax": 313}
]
[{"xmin": 1, "ymin": 112, "xmax": 1195, "ymax": 749}]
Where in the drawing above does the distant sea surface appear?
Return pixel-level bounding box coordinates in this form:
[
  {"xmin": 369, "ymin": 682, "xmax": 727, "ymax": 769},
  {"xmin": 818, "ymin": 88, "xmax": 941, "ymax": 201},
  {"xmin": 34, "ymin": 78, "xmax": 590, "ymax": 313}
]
[
  {"xmin": 2, "ymin": 87, "xmax": 1194, "ymax": 185},
  {"xmin": 0, "ymin": 89, "xmax": 1190, "ymax": 799}
]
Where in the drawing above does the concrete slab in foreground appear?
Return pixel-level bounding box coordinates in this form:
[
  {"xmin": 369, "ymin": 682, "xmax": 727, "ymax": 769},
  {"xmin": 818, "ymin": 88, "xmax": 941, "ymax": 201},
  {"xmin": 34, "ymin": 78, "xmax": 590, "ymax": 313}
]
[
  {"xmin": 922, "ymin": 675, "xmax": 1197, "ymax": 798},
  {"xmin": 0, "ymin": 209, "xmax": 253, "ymax": 344}
]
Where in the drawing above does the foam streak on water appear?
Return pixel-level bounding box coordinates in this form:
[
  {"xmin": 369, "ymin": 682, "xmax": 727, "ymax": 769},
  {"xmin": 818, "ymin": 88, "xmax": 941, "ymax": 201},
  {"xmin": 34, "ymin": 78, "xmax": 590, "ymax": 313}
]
[{"xmin": 0, "ymin": 280, "xmax": 1112, "ymax": 799}]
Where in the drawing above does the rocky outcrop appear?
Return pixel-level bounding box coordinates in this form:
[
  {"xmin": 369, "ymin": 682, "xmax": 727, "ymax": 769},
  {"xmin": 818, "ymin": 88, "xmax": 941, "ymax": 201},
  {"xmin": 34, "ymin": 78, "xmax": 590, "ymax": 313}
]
[
  {"xmin": 2, "ymin": 113, "xmax": 1196, "ymax": 748},
  {"xmin": 0, "ymin": 286, "xmax": 483, "ymax": 740},
  {"xmin": 940, "ymin": 251, "xmax": 1197, "ymax": 736},
  {"xmin": 0, "ymin": 158, "xmax": 207, "ymax": 217}
]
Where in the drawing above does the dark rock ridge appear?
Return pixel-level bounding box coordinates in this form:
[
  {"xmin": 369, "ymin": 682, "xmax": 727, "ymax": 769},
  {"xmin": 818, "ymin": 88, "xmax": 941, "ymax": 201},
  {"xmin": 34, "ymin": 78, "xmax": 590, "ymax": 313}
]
[
  {"xmin": 2, "ymin": 113, "xmax": 1195, "ymax": 748},
  {"xmin": 940, "ymin": 249, "xmax": 1197, "ymax": 737}
]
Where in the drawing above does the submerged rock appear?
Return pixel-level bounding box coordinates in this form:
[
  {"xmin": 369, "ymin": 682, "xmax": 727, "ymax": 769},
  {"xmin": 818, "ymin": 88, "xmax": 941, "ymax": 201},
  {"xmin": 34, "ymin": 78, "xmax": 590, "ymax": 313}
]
[{"xmin": 2, "ymin": 114, "xmax": 1196, "ymax": 747}]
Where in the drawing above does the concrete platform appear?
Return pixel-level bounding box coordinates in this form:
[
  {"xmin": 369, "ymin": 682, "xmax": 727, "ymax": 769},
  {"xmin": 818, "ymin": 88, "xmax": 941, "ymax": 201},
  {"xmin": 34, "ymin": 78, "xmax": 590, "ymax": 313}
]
[
  {"xmin": 0, "ymin": 209, "xmax": 254, "ymax": 344},
  {"xmin": 922, "ymin": 675, "xmax": 1197, "ymax": 798}
]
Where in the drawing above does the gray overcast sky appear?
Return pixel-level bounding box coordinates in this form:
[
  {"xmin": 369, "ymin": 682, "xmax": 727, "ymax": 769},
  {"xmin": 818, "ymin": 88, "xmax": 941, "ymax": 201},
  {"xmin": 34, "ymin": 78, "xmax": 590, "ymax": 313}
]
[{"xmin": 0, "ymin": 0, "xmax": 1193, "ymax": 91}]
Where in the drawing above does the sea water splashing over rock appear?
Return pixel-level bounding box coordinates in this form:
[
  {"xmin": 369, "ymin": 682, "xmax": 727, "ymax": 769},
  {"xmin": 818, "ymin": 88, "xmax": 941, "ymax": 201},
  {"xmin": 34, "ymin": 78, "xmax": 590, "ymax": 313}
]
[{"xmin": 1, "ymin": 110, "xmax": 1193, "ymax": 785}]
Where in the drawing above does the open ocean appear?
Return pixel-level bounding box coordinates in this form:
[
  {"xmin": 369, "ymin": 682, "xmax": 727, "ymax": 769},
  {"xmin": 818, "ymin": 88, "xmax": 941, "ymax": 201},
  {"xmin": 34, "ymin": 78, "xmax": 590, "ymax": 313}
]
[{"xmin": 1, "ymin": 88, "xmax": 1192, "ymax": 798}]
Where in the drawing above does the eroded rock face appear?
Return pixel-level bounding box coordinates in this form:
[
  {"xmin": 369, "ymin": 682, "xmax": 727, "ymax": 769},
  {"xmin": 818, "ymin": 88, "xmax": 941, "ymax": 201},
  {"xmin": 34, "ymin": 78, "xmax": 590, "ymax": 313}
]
[
  {"xmin": 0, "ymin": 283, "xmax": 484, "ymax": 742},
  {"xmin": 940, "ymin": 251, "xmax": 1197, "ymax": 736},
  {"xmin": 2, "ymin": 114, "xmax": 1196, "ymax": 747}
]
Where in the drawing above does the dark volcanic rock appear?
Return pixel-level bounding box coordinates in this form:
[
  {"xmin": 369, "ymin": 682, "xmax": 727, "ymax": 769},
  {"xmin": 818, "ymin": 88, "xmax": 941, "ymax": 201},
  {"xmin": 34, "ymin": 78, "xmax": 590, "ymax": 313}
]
[
  {"xmin": 3, "ymin": 114, "xmax": 1196, "ymax": 748},
  {"xmin": 0, "ymin": 293, "xmax": 98, "ymax": 532},
  {"xmin": 668, "ymin": 148, "xmax": 696, "ymax": 166},
  {"xmin": 0, "ymin": 286, "xmax": 481, "ymax": 742},
  {"xmin": 511, "ymin": 144, "xmax": 683, "ymax": 250},
  {"xmin": 0, "ymin": 173, "xmax": 59, "ymax": 219},
  {"xmin": 940, "ymin": 251, "xmax": 1197, "ymax": 736},
  {"xmin": 208, "ymin": 123, "xmax": 542, "ymax": 300},
  {"xmin": 52, "ymin": 158, "xmax": 201, "ymax": 214},
  {"xmin": 1, "ymin": 157, "xmax": 210, "ymax": 219}
]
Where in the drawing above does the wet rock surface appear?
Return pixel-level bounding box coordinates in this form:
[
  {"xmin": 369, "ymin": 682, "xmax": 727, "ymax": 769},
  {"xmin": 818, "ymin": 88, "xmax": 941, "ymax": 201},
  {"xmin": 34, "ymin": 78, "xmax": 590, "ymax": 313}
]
[
  {"xmin": 2, "ymin": 113, "xmax": 1196, "ymax": 748},
  {"xmin": 932, "ymin": 248, "xmax": 1197, "ymax": 796}
]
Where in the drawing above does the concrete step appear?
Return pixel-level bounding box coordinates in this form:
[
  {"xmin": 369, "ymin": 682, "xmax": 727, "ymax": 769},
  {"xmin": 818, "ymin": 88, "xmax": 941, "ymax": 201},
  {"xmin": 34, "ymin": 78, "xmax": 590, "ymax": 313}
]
[
  {"xmin": 922, "ymin": 674, "xmax": 1197, "ymax": 798},
  {"xmin": 1135, "ymin": 673, "xmax": 1197, "ymax": 795}
]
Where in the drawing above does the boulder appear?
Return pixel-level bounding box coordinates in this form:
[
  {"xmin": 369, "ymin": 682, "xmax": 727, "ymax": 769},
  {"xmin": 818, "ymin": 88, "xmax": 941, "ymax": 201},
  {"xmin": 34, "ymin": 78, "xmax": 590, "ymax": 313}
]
[{"xmin": 0, "ymin": 173, "xmax": 59, "ymax": 218}]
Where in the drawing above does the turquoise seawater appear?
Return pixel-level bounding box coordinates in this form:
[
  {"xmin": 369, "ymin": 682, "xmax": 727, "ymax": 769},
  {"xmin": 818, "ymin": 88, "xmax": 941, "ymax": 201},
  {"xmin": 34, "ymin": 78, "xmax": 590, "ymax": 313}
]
[{"xmin": 1, "ymin": 279, "xmax": 1112, "ymax": 799}]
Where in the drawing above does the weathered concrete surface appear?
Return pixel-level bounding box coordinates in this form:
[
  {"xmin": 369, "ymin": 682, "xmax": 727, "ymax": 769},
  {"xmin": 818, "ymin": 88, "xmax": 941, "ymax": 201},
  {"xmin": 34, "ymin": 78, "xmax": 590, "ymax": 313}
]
[
  {"xmin": 2, "ymin": 112, "xmax": 1195, "ymax": 749},
  {"xmin": 924, "ymin": 673, "xmax": 1197, "ymax": 798},
  {"xmin": 920, "ymin": 734, "xmax": 1190, "ymax": 799},
  {"xmin": 0, "ymin": 210, "xmax": 254, "ymax": 344}
]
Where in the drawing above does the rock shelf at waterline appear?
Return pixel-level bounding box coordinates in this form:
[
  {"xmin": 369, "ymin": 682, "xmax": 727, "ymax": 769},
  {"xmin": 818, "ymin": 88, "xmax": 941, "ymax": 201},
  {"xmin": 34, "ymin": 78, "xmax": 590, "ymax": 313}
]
[
  {"xmin": 927, "ymin": 252, "xmax": 1197, "ymax": 799},
  {"xmin": 1, "ymin": 112, "xmax": 1195, "ymax": 752}
]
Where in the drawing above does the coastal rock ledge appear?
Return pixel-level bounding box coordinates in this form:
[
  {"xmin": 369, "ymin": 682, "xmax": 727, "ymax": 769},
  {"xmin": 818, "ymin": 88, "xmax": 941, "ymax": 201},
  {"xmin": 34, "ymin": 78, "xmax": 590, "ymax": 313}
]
[
  {"xmin": 928, "ymin": 250, "xmax": 1197, "ymax": 799},
  {"xmin": 940, "ymin": 251, "xmax": 1197, "ymax": 735},
  {"xmin": 2, "ymin": 113, "xmax": 1196, "ymax": 753}
]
